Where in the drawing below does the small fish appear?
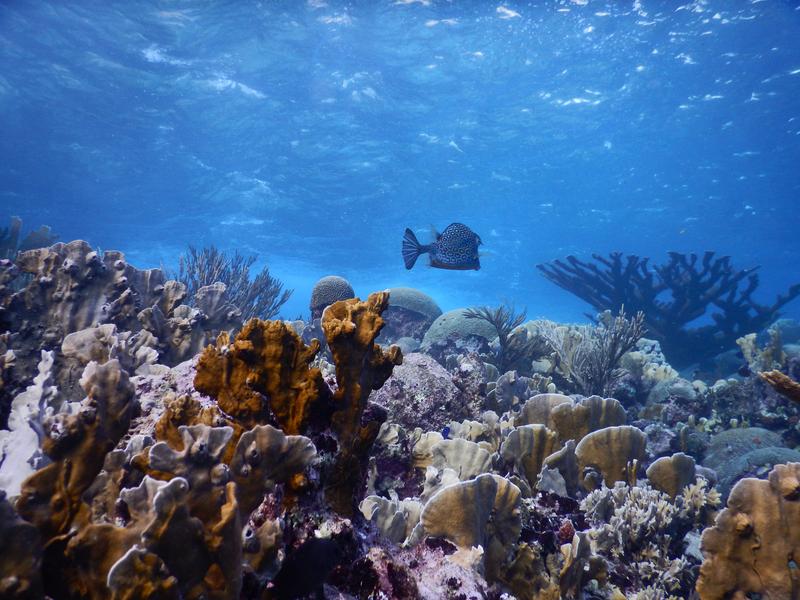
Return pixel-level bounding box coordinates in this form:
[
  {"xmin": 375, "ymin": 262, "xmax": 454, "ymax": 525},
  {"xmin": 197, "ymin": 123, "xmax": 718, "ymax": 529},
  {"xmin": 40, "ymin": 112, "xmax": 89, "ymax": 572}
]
[{"xmin": 402, "ymin": 223, "xmax": 482, "ymax": 271}]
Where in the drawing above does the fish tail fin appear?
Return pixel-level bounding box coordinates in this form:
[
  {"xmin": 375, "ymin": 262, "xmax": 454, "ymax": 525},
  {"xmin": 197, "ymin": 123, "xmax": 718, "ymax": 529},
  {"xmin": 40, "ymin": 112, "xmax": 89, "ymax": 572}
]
[{"xmin": 402, "ymin": 228, "xmax": 425, "ymax": 269}]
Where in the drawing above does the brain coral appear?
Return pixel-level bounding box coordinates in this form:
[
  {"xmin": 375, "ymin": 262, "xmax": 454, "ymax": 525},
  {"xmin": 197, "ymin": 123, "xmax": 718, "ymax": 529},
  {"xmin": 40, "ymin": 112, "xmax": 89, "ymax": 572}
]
[
  {"xmin": 379, "ymin": 287, "xmax": 444, "ymax": 341},
  {"xmin": 309, "ymin": 275, "xmax": 355, "ymax": 318},
  {"xmin": 421, "ymin": 308, "xmax": 499, "ymax": 348},
  {"xmin": 386, "ymin": 287, "xmax": 442, "ymax": 321}
]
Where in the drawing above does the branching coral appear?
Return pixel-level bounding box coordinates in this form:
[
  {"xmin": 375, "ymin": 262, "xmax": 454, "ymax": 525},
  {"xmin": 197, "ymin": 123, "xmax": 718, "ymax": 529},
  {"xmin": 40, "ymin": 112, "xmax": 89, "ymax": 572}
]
[
  {"xmin": 537, "ymin": 309, "xmax": 645, "ymax": 396},
  {"xmin": 175, "ymin": 245, "xmax": 292, "ymax": 321},
  {"xmin": 583, "ymin": 481, "xmax": 716, "ymax": 596},
  {"xmin": 537, "ymin": 251, "xmax": 800, "ymax": 366},
  {"xmin": 463, "ymin": 304, "xmax": 540, "ymax": 372}
]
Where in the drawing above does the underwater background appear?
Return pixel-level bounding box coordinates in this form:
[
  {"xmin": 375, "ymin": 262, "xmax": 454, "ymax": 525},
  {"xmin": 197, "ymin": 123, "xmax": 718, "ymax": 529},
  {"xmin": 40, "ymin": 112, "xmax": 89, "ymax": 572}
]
[{"xmin": 2, "ymin": 0, "xmax": 799, "ymax": 322}]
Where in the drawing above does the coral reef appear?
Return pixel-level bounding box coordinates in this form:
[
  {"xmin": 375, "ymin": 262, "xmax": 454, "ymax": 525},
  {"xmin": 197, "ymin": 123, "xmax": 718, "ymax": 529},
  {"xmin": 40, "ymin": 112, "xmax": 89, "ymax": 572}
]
[
  {"xmin": 6, "ymin": 238, "xmax": 800, "ymax": 599},
  {"xmin": 760, "ymin": 369, "xmax": 800, "ymax": 404},
  {"xmin": 321, "ymin": 291, "xmax": 403, "ymax": 515},
  {"xmin": 0, "ymin": 241, "xmax": 243, "ymax": 421},
  {"xmin": 194, "ymin": 318, "xmax": 330, "ymax": 431},
  {"xmin": 538, "ymin": 251, "xmax": 800, "ymax": 366},
  {"xmin": 421, "ymin": 307, "xmax": 499, "ymax": 357}
]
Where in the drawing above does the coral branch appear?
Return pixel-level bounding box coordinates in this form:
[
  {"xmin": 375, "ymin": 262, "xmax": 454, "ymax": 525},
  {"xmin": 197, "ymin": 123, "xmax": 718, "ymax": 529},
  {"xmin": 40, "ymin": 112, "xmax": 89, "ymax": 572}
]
[
  {"xmin": 321, "ymin": 291, "xmax": 402, "ymax": 515},
  {"xmin": 537, "ymin": 252, "xmax": 800, "ymax": 366}
]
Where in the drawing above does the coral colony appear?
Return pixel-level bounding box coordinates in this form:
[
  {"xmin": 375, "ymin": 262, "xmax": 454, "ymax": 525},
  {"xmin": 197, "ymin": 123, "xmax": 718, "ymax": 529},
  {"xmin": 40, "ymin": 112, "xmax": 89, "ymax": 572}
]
[{"xmin": 3, "ymin": 221, "xmax": 800, "ymax": 599}]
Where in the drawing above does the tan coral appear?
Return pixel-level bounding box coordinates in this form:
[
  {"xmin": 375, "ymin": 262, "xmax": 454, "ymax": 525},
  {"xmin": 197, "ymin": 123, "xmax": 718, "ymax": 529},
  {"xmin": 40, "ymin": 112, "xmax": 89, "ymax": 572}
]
[
  {"xmin": 420, "ymin": 473, "xmax": 521, "ymax": 582},
  {"xmin": 646, "ymin": 452, "xmax": 696, "ymax": 498},
  {"xmin": 516, "ymin": 393, "xmax": 572, "ymax": 427},
  {"xmin": 153, "ymin": 393, "xmax": 233, "ymax": 454},
  {"xmin": 242, "ymin": 517, "xmax": 283, "ymax": 578},
  {"xmin": 759, "ymin": 370, "xmax": 800, "ymax": 405},
  {"xmin": 145, "ymin": 425, "xmax": 233, "ymax": 523},
  {"xmin": 549, "ymin": 395, "xmax": 626, "ymax": 443},
  {"xmin": 411, "ymin": 431, "xmax": 444, "ymax": 469},
  {"xmin": 574, "ymin": 425, "xmax": 646, "ymax": 491},
  {"xmin": 95, "ymin": 475, "xmax": 243, "ymax": 600},
  {"xmin": 431, "ymin": 438, "xmax": 492, "ymax": 480},
  {"xmin": 500, "ymin": 424, "xmax": 560, "ymax": 486},
  {"xmin": 497, "ymin": 543, "xmax": 561, "ymax": 600},
  {"xmin": 229, "ymin": 424, "xmax": 316, "ymax": 517},
  {"xmin": 420, "ymin": 466, "xmax": 461, "ymax": 502},
  {"xmin": 321, "ymin": 291, "xmax": 402, "ymax": 515},
  {"xmin": 697, "ymin": 462, "xmax": 800, "ymax": 600},
  {"xmin": 106, "ymin": 546, "xmax": 180, "ymax": 600},
  {"xmin": 16, "ymin": 359, "xmax": 136, "ymax": 541},
  {"xmin": 0, "ymin": 491, "xmax": 43, "ymax": 599},
  {"xmin": 542, "ymin": 439, "xmax": 579, "ymax": 496},
  {"xmin": 359, "ymin": 494, "xmax": 423, "ymax": 544},
  {"xmin": 194, "ymin": 318, "xmax": 330, "ymax": 431}
]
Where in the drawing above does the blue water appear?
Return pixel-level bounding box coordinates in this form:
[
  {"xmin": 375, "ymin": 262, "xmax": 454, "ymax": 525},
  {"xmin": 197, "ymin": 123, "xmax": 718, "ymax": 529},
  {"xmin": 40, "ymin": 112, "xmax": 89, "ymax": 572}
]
[{"xmin": 2, "ymin": 0, "xmax": 799, "ymax": 322}]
